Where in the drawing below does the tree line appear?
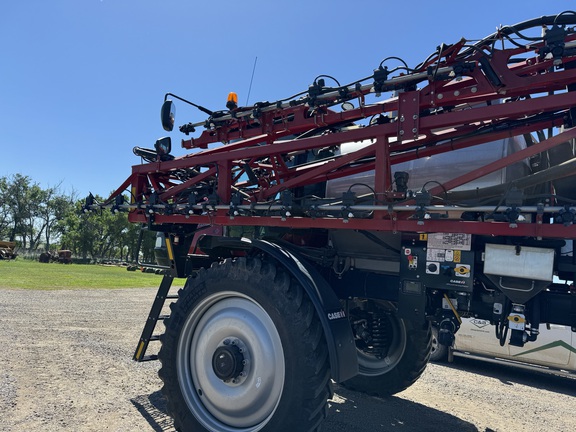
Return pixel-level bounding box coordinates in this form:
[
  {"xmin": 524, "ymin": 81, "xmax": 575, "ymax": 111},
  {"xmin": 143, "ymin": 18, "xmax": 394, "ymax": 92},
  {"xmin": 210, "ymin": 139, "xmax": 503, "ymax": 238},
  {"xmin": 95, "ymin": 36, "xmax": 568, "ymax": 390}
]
[{"xmin": 0, "ymin": 174, "xmax": 155, "ymax": 262}]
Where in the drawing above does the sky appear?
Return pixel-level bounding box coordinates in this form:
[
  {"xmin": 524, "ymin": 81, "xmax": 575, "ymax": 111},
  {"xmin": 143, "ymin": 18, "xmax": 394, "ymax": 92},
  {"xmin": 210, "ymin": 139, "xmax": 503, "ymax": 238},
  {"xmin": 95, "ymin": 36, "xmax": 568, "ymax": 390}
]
[{"xmin": 1, "ymin": 0, "xmax": 573, "ymax": 200}]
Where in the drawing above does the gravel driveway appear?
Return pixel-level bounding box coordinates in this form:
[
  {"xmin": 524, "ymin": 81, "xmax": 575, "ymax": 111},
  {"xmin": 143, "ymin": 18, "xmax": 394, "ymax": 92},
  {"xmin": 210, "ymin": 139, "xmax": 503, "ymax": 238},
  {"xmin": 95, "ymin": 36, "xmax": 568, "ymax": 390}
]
[{"xmin": 1, "ymin": 287, "xmax": 574, "ymax": 432}]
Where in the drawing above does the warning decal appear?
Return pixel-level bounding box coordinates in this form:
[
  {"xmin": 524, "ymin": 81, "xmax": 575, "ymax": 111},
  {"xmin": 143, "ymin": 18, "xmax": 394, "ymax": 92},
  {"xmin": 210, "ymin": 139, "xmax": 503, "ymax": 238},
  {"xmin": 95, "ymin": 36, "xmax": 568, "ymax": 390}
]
[
  {"xmin": 426, "ymin": 249, "xmax": 446, "ymax": 262},
  {"xmin": 453, "ymin": 250, "xmax": 461, "ymax": 263},
  {"xmin": 427, "ymin": 233, "xmax": 472, "ymax": 251}
]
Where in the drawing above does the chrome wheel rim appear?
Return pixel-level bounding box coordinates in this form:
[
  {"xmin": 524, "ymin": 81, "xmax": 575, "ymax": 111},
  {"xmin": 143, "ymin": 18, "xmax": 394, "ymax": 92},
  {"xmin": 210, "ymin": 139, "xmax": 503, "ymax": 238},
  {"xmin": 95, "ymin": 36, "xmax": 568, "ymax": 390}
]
[{"xmin": 177, "ymin": 292, "xmax": 285, "ymax": 431}]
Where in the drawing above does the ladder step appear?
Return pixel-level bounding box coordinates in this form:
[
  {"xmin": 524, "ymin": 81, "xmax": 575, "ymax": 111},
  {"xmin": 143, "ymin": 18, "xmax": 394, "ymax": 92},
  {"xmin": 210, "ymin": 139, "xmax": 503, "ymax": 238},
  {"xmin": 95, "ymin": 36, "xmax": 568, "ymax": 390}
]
[
  {"xmin": 140, "ymin": 355, "xmax": 159, "ymax": 362},
  {"xmin": 167, "ymin": 294, "xmax": 179, "ymax": 299},
  {"xmin": 133, "ymin": 274, "xmax": 175, "ymax": 362},
  {"xmin": 150, "ymin": 334, "xmax": 162, "ymax": 341}
]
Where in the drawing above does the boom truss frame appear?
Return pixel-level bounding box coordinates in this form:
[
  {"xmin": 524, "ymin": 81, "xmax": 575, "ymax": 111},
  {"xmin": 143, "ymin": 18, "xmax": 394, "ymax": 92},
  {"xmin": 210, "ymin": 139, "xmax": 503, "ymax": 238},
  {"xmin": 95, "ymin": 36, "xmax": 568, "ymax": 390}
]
[{"xmin": 99, "ymin": 13, "xmax": 576, "ymax": 240}]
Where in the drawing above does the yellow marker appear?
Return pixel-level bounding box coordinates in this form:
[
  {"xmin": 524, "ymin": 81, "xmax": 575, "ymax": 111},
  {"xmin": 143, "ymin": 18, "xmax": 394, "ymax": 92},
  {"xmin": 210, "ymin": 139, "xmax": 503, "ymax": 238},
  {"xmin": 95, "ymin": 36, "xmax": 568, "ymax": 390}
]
[
  {"xmin": 453, "ymin": 250, "xmax": 461, "ymax": 263},
  {"xmin": 135, "ymin": 341, "xmax": 145, "ymax": 360},
  {"xmin": 420, "ymin": 233, "xmax": 428, "ymax": 241},
  {"xmin": 165, "ymin": 236, "xmax": 175, "ymax": 261},
  {"xmin": 129, "ymin": 186, "xmax": 136, "ymax": 212}
]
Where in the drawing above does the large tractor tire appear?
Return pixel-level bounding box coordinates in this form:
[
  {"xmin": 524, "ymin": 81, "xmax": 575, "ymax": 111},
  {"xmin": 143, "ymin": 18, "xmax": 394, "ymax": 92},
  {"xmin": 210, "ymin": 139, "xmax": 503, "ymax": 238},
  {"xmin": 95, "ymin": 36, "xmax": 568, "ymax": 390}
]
[
  {"xmin": 342, "ymin": 300, "xmax": 432, "ymax": 397},
  {"xmin": 158, "ymin": 257, "xmax": 332, "ymax": 432}
]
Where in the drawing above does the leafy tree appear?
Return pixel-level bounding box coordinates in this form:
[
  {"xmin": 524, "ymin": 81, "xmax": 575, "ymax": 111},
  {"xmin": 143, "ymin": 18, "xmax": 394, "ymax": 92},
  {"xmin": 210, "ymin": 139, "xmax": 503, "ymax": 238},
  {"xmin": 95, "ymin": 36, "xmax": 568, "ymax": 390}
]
[
  {"xmin": 1, "ymin": 174, "xmax": 37, "ymax": 246},
  {"xmin": 40, "ymin": 188, "xmax": 77, "ymax": 251},
  {"xmin": 1, "ymin": 175, "xmax": 155, "ymax": 262},
  {"xmin": 125, "ymin": 222, "xmax": 156, "ymax": 263},
  {"xmin": 60, "ymin": 195, "xmax": 155, "ymax": 262},
  {"xmin": 22, "ymin": 183, "xmax": 48, "ymax": 250},
  {"xmin": 0, "ymin": 176, "xmax": 10, "ymax": 240},
  {"xmin": 0, "ymin": 175, "xmax": 76, "ymax": 250}
]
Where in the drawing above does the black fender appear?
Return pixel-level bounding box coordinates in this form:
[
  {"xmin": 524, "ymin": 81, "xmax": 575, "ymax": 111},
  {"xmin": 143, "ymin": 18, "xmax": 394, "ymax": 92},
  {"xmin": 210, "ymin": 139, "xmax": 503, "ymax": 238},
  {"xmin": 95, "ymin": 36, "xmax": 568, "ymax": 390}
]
[{"xmin": 198, "ymin": 236, "xmax": 359, "ymax": 383}]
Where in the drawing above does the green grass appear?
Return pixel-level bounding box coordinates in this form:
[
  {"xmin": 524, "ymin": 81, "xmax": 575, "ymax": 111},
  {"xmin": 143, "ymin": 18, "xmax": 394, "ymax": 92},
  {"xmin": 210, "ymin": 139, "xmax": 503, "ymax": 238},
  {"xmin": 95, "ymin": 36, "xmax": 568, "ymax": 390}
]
[{"xmin": 0, "ymin": 259, "xmax": 162, "ymax": 290}]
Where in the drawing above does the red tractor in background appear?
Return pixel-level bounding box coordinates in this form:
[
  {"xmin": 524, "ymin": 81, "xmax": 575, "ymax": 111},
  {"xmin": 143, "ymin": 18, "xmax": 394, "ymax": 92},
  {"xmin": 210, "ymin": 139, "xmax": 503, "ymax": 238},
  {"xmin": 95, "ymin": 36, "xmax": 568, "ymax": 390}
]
[{"xmin": 87, "ymin": 12, "xmax": 576, "ymax": 432}]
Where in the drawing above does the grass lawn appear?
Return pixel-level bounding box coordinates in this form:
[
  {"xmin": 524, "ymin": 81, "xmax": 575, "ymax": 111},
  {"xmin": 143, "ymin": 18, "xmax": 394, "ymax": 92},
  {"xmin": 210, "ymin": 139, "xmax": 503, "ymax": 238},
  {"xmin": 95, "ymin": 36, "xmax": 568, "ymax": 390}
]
[{"xmin": 0, "ymin": 259, "xmax": 162, "ymax": 290}]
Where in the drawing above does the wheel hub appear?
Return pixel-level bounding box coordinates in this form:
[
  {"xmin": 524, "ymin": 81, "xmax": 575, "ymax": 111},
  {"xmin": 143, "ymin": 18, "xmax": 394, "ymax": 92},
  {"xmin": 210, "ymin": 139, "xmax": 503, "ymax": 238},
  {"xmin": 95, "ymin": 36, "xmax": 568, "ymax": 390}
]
[
  {"xmin": 212, "ymin": 342, "xmax": 245, "ymax": 381},
  {"xmin": 178, "ymin": 294, "xmax": 285, "ymax": 428}
]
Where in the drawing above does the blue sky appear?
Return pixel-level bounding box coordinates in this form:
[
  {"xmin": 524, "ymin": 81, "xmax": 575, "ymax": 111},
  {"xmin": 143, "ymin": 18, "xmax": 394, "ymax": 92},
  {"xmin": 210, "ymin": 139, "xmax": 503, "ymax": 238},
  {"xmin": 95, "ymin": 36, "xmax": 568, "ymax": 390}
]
[{"xmin": 1, "ymin": 1, "xmax": 572, "ymax": 199}]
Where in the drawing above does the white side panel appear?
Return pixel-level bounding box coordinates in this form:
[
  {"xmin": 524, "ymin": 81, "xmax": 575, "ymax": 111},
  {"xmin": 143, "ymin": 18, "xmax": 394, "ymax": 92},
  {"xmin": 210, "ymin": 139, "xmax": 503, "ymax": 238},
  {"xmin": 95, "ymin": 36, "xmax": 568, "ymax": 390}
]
[
  {"xmin": 454, "ymin": 319, "xmax": 574, "ymax": 370},
  {"xmin": 509, "ymin": 325, "xmax": 572, "ymax": 368},
  {"xmin": 455, "ymin": 318, "xmax": 509, "ymax": 357}
]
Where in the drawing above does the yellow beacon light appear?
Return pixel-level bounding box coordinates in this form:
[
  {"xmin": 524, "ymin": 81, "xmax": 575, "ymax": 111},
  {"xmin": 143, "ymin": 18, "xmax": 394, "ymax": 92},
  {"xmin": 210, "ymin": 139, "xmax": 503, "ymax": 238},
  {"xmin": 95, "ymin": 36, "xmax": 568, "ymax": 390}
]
[{"xmin": 226, "ymin": 92, "xmax": 238, "ymax": 110}]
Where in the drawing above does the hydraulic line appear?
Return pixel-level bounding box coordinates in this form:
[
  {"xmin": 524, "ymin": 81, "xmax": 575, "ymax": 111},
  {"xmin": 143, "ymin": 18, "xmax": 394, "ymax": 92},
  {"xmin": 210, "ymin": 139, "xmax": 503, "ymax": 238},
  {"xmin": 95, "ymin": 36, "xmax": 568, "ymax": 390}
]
[{"xmin": 443, "ymin": 293, "xmax": 462, "ymax": 325}]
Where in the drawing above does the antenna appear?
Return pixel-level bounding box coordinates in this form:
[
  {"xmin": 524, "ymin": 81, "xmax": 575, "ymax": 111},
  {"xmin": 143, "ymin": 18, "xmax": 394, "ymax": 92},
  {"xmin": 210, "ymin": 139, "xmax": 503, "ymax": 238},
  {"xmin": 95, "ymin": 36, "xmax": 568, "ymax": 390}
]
[{"xmin": 245, "ymin": 56, "xmax": 258, "ymax": 106}]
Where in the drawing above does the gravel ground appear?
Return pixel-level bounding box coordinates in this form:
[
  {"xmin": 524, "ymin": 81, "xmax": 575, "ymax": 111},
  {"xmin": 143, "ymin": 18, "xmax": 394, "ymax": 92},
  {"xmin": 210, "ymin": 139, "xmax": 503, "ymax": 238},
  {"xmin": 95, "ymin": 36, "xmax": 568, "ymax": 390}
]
[{"xmin": 1, "ymin": 287, "xmax": 575, "ymax": 432}]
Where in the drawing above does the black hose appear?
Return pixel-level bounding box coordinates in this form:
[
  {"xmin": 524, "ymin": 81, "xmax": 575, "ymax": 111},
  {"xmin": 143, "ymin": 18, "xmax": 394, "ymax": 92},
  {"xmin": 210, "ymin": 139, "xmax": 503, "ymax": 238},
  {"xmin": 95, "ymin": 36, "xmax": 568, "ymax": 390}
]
[{"xmin": 459, "ymin": 12, "xmax": 576, "ymax": 58}]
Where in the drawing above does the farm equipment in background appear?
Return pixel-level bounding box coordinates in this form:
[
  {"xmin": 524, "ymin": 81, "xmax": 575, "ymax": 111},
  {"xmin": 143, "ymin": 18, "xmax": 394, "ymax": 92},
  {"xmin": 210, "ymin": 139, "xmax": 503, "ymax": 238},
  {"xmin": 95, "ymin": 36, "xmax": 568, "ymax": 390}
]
[
  {"xmin": 38, "ymin": 250, "xmax": 72, "ymax": 264},
  {"xmin": 0, "ymin": 241, "xmax": 17, "ymax": 260},
  {"xmin": 39, "ymin": 251, "xmax": 57, "ymax": 263},
  {"xmin": 86, "ymin": 11, "xmax": 576, "ymax": 432},
  {"xmin": 57, "ymin": 250, "xmax": 72, "ymax": 264}
]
